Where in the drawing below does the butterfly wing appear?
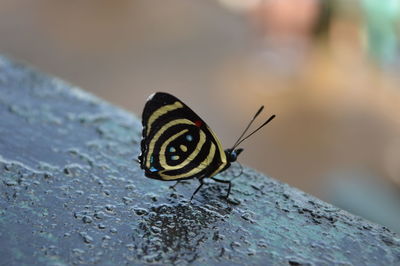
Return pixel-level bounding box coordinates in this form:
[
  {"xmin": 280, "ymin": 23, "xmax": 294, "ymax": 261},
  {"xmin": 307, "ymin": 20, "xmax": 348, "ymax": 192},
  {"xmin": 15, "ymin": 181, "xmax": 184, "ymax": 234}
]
[{"xmin": 138, "ymin": 92, "xmax": 229, "ymax": 181}]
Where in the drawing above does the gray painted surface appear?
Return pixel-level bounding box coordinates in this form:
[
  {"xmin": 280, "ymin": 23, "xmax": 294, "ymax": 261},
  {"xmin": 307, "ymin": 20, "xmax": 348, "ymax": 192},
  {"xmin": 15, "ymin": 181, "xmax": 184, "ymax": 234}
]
[{"xmin": 0, "ymin": 56, "xmax": 399, "ymax": 265}]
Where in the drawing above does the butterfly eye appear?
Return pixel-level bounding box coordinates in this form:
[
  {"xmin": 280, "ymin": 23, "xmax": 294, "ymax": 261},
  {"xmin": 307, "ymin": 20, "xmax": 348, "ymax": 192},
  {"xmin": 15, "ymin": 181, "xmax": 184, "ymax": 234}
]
[{"xmin": 226, "ymin": 148, "xmax": 243, "ymax": 162}]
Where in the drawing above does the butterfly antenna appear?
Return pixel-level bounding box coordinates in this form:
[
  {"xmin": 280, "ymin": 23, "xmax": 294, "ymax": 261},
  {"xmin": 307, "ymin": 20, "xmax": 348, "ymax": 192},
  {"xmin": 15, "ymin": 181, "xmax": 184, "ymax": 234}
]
[
  {"xmin": 233, "ymin": 114, "xmax": 276, "ymax": 149},
  {"xmin": 230, "ymin": 106, "xmax": 265, "ymax": 150}
]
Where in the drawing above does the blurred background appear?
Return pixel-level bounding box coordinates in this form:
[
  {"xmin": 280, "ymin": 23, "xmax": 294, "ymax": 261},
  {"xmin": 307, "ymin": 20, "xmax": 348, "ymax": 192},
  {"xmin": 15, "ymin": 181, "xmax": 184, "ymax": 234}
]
[{"xmin": 1, "ymin": 0, "xmax": 399, "ymax": 233}]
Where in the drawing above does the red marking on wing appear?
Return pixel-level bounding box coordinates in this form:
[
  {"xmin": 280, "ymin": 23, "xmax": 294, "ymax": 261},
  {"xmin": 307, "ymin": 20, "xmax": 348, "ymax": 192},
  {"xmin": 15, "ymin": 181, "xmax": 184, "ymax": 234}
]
[{"xmin": 194, "ymin": 120, "xmax": 203, "ymax": 127}]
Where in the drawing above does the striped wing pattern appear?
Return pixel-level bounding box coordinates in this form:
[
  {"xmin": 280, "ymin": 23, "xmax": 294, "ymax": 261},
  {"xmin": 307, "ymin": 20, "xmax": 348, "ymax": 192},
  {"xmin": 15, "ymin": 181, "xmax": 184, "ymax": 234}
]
[{"xmin": 138, "ymin": 92, "xmax": 228, "ymax": 181}]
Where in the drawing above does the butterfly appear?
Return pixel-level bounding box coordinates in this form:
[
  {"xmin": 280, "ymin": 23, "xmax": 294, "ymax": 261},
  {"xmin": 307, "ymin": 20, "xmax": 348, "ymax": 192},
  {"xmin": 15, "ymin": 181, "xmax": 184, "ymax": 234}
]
[{"xmin": 138, "ymin": 92, "xmax": 275, "ymax": 200}]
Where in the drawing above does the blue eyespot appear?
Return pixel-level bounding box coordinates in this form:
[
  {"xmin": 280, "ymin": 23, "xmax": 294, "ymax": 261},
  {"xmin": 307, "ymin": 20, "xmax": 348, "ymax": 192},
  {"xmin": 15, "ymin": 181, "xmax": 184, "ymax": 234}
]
[
  {"xmin": 150, "ymin": 156, "xmax": 154, "ymax": 164},
  {"xmin": 171, "ymin": 155, "xmax": 180, "ymax": 160},
  {"xmin": 149, "ymin": 166, "xmax": 158, "ymax": 172},
  {"xmin": 169, "ymin": 147, "xmax": 176, "ymax": 153},
  {"xmin": 186, "ymin": 135, "xmax": 193, "ymax": 141}
]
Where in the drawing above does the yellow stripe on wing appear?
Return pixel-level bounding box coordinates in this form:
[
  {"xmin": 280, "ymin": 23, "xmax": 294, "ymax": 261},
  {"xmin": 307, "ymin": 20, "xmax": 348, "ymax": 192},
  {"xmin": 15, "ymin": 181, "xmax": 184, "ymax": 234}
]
[
  {"xmin": 208, "ymin": 160, "xmax": 227, "ymax": 178},
  {"xmin": 146, "ymin": 119, "xmax": 193, "ymax": 168},
  {"xmin": 146, "ymin": 101, "xmax": 183, "ymax": 135},
  {"xmin": 159, "ymin": 142, "xmax": 216, "ymax": 180},
  {"xmin": 159, "ymin": 129, "xmax": 206, "ymax": 170},
  {"xmin": 206, "ymin": 125, "xmax": 228, "ymax": 177},
  {"xmin": 158, "ymin": 129, "xmax": 189, "ymax": 166}
]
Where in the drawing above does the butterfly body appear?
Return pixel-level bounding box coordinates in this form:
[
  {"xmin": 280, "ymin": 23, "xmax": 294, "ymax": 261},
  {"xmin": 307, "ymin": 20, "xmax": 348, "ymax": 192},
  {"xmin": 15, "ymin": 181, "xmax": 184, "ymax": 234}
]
[{"xmin": 138, "ymin": 92, "xmax": 275, "ymax": 200}]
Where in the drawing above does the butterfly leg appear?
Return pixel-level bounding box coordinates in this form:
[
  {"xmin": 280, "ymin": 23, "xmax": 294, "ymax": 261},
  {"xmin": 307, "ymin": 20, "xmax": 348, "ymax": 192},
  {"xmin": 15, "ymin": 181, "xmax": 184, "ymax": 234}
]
[
  {"xmin": 190, "ymin": 178, "xmax": 205, "ymax": 201},
  {"xmin": 211, "ymin": 177, "xmax": 232, "ymax": 199},
  {"xmin": 169, "ymin": 180, "xmax": 191, "ymax": 190},
  {"xmin": 169, "ymin": 181, "xmax": 180, "ymax": 190}
]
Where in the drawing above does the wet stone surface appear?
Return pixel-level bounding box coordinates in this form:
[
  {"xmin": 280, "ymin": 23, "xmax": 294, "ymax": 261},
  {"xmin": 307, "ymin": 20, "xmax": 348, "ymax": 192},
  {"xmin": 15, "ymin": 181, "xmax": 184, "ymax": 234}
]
[{"xmin": 0, "ymin": 56, "xmax": 400, "ymax": 265}]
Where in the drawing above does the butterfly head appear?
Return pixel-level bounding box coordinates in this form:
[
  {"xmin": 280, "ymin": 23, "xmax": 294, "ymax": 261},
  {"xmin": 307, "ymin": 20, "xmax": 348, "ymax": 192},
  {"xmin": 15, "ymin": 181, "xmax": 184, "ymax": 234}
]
[{"xmin": 225, "ymin": 148, "xmax": 244, "ymax": 163}]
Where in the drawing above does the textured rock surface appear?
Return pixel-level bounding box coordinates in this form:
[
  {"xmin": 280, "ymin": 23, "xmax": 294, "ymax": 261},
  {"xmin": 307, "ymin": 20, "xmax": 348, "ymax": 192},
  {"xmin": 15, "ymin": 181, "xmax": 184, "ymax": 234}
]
[{"xmin": 0, "ymin": 56, "xmax": 399, "ymax": 265}]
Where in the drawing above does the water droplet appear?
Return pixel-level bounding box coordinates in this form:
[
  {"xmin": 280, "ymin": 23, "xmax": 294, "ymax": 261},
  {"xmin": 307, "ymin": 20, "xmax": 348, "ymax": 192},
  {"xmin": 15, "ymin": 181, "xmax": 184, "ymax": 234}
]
[
  {"xmin": 63, "ymin": 168, "xmax": 71, "ymax": 175},
  {"xmin": 247, "ymin": 248, "xmax": 256, "ymax": 256},
  {"xmin": 213, "ymin": 231, "xmax": 225, "ymax": 241},
  {"xmin": 241, "ymin": 213, "xmax": 252, "ymax": 221},
  {"xmin": 94, "ymin": 211, "xmax": 105, "ymax": 219},
  {"xmin": 98, "ymin": 223, "xmax": 106, "ymax": 229},
  {"xmin": 43, "ymin": 173, "xmax": 52, "ymax": 179},
  {"xmin": 166, "ymin": 223, "xmax": 176, "ymax": 229},
  {"xmin": 231, "ymin": 241, "xmax": 241, "ymax": 248},
  {"xmin": 126, "ymin": 243, "xmax": 135, "ymax": 250},
  {"xmin": 151, "ymin": 226, "xmax": 161, "ymax": 234},
  {"xmin": 125, "ymin": 184, "xmax": 136, "ymax": 190},
  {"xmin": 4, "ymin": 179, "xmax": 17, "ymax": 186},
  {"xmin": 257, "ymin": 240, "xmax": 268, "ymax": 248},
  {"xmin": 122, "ymin": 196, "xmax": 133, "ymax": 205},
  {"xmin": 134, "ymin": 208, "xmax": 148, "ymax": 216},
  {"xmin": 227, "ymin": 197, "xmax": 241, "ymax": 205},
  {"xmin": 72, "ymin": 248, "xmax": 85, "ymax": 255},
  {"xmin": 154, "ymin": 220, "xmax": 163, "ymax": 227},
  {"xmin": 82, "ymin": 216, "xmax": 93, "ymax": 224},
  {"xmin": 105, "ymin": 204, "xmax": 114, "ymax": 211},
  {"xmin": 79, "ymin": 232, "xmax": 93, "ymax": 243}
]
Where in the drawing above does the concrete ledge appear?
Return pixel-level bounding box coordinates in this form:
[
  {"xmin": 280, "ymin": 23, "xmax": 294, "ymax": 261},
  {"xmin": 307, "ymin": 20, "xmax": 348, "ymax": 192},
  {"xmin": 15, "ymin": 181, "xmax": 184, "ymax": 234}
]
[{"xmin": 0, "ymin": 56, "xmax": 399, "ymax": 265}]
